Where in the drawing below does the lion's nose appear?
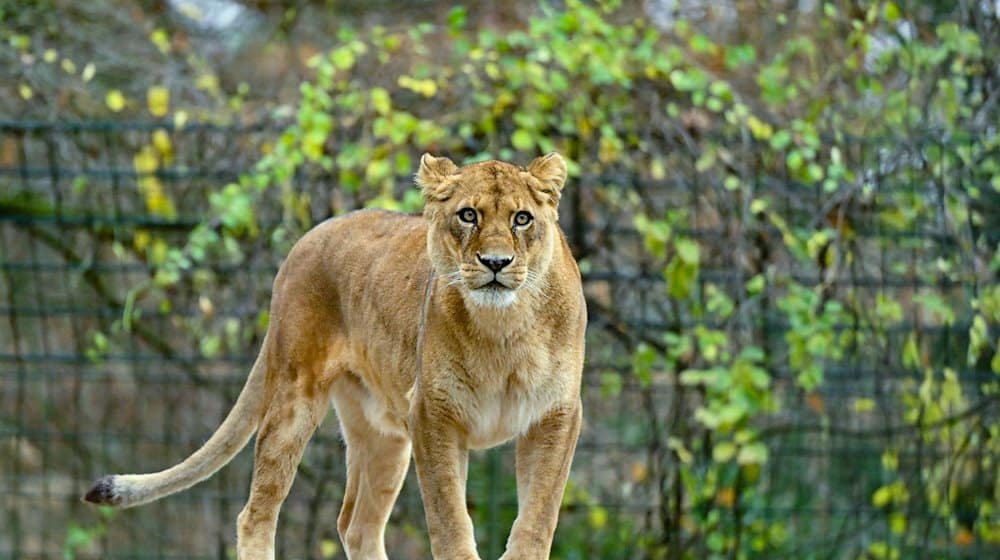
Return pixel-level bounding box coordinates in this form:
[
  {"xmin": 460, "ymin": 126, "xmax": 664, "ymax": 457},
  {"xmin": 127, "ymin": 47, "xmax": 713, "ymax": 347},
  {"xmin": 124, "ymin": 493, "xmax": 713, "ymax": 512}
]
[{"xmin": 477, "ymin": 254, "xmax": 513, "ymax": 273}]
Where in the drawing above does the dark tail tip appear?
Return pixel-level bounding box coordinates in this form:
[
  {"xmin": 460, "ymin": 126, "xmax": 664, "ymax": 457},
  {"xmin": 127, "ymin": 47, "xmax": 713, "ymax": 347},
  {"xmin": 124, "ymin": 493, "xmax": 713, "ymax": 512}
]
[{"xmin": 83, "ymin": 475, "xmax": 120, "ymax": 505}]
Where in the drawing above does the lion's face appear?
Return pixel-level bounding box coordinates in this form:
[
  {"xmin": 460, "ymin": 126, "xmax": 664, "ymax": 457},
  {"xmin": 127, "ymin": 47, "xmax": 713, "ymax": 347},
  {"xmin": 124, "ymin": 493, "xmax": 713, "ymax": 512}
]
[{"xmin": 417, "ymin": 153, "xmax": 568, "ymax": 308}]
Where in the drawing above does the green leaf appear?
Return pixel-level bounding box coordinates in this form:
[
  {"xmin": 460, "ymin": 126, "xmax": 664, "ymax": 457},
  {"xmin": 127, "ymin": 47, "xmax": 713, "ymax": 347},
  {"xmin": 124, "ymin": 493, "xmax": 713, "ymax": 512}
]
[
  {"xmin": 968, "ymin": 314, "xmax": 989, "ymax": 365},
  {"xmin": 770, "ymin": 129, "xmax": 792, "ymax": 151},
  {"xmin": 875, "ymin": 295, "xmax": 903, "ymax": 324},
  {"xmin": 724, "ymin": 44, "xmax": 756, "ymax": 69},
  {"xmin": 746, "ymin": 274, "xmax": 765, "ymax": 294},
  {"xmin": 370, "ymin": 88, "xmax": 391, "ymax": 115},
  {"xmin": 884, "ymin": 1, "xmax": 901, "ymax": 22},
  {"xmin": 903, "ymin": 332, "xmax": 923, "ymax": 369},
  {"xmin": 665, "ymin": 257, "xmax": 697, "ymax": 299},
  {"xmin": 668, "ymin": 436, "xmax": 693, "ymax": 464},
  {"xmin": 200, "ymin": 335, "xmax": 221, "ymax": 358},
  {"xmin": 634, "ymin": 214, "xmax": 671, "ymax": 258},
  {"xmin": 511, "ymin": 129, "xmax": 534, "ymax": 151},
  {"xmin": 447, "ymin": 6, "xmax": 467, "ymax": 30},
  {"xmin": 786, "ymin": 150, "xmax": 804, "ymax": 171},
  {"xmin": 330, "ymin": 47, "xmax": 356, "ymax": 70},
  {"xmin": 694, "ymin": 406, "xmax": 721, "ymax": 429},
  {"xmin": 737, "ymin": 442, "xmax": 768, "ymax": 465},
  {"xmin": 674, "ymin": 238, "xmax": 699, "ymax": 264},
  {"xmin": 632, "ymin": 343, "xmax": 656, "ymax": 387},
  {"xmin": 796, "ymin": 365, "xmax": 823, "ymax": 391},
  {"xmin": 599, "ymin": 371, "xmax": 623, "ymax": 397},
  {"xmin": 365, "ymin": 158, "xmax": 391, "ymax": 182}
]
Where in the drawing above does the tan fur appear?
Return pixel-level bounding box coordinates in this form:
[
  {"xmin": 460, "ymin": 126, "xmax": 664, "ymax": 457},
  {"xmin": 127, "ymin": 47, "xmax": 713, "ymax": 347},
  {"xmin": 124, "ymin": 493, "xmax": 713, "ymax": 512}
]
[{"xmin": 84, "ymin": 153, "xmax": 586, "ymax": 560}]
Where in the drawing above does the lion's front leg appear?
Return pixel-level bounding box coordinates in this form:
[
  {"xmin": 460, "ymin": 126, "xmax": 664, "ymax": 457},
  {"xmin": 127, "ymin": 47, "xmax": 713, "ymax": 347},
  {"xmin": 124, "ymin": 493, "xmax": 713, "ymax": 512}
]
[
  {"xmin": 502, "ymin": 402, "xmax": 582, "ymax": 560},
  {"xmin": 411, "ymin": 398, "xmax": 480, "ymax": 560}
]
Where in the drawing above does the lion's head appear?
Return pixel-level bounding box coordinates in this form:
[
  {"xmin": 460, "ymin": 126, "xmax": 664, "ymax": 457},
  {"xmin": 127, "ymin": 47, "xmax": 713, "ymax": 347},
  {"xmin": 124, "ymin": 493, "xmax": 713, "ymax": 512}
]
[{"xmin": 416, "ymin": 153, "xmax": 568, "ymax": 308}]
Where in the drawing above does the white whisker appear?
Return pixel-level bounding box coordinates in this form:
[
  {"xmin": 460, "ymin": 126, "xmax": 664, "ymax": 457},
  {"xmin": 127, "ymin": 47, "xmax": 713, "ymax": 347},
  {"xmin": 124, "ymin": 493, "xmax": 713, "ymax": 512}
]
[
  {"xmin": 523, "ymin": 269, "xmax": 549, "ymax": 299},
  {"xmin": 442, "ymin": 270, "xmax": 465, "ymax": 288}
]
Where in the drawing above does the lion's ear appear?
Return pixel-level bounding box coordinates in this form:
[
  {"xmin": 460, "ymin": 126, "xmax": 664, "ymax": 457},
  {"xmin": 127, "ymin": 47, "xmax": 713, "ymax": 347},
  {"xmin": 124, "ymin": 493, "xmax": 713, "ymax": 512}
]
[
  {"xmin": 416, "ymin": 153, "xmax": 458, "ymax": 201},
  {"xmin": 527, "ymin": 152, "xmax": 568, "ymax": 205}
]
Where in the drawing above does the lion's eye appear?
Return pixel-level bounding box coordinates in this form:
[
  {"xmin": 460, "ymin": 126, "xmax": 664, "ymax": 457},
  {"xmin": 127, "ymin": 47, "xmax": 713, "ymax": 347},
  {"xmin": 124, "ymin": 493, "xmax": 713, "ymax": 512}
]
[
  {"xmin": 513, "ymin": 211, "xmax": 533, "ymax": 227},
  {"xmin": 458, "ymin": 208, "xmax": 478, "ymax": 224}
]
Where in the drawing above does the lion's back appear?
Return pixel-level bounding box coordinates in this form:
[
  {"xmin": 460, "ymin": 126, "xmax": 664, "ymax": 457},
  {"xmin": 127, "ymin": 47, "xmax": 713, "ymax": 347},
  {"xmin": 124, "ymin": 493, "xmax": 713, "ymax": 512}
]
[{"xmin": 274, "ymin": 208, "xmax": 430, "ymax": 334}]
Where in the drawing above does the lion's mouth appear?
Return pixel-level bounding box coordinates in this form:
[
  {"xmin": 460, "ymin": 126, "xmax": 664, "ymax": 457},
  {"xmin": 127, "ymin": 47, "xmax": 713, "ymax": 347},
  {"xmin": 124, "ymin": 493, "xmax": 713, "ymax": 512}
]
[
  {"xmin": 468, "ymin": 277, "xmax": 518, "ymax": 308},
  {"xmin": 481, "ymin": 279, "xmax": 510, "ymax": 290}
]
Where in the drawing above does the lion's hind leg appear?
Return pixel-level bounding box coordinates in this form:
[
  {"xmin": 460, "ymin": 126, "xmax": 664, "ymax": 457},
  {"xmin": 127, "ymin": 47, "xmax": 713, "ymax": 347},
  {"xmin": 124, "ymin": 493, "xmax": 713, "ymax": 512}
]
[
  {"xmin": 332, "ymin": 375, "xmax": 411, "ymax": 560},
  {"xmin": 235, "ymin": 371, "xmax": 332, "ymax": 560},
  {"xmin": 237, "ymin": 350, "xmax": 334, "ymax": 560}
]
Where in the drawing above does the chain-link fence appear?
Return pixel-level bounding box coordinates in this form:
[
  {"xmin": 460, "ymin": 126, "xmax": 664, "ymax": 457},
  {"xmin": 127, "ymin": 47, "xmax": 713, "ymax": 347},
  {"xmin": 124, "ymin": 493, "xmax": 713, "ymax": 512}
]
[{"xmin": 1, "ymin": 119, "xmax": 996, "ymax": 559}]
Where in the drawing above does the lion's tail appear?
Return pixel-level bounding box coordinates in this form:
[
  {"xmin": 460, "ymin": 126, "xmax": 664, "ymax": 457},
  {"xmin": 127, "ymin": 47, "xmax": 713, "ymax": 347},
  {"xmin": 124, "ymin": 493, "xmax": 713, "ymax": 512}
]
[{"xmin": 83, "ymin": 337, "xmax": 269, "ymax": 509}]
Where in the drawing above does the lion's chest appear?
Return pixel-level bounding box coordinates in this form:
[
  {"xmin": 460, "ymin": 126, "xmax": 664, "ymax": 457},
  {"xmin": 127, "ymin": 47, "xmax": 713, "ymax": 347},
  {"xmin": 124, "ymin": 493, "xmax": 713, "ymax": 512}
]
[{"xmin": 465, "ymin": 361, "xmax": 563, "ymax": 449}]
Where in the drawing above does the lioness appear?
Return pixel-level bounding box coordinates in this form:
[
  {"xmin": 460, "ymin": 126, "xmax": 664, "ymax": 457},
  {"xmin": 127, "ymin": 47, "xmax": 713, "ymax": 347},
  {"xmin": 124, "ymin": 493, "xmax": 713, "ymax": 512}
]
[{"xmin": 84, "ymin": 153, "xmax": 586, "ymax": 560}]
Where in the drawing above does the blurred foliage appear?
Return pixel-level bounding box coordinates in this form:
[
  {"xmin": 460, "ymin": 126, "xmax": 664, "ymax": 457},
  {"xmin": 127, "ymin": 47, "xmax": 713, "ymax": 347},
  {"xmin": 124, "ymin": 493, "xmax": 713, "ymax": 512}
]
[
  {"xmin": 3, "ymin": 0, "xmax": 998, "ymax": 558},
  {"xmin": 80, "ymin": 0, "xmax": 1000, "ymax": 556}
]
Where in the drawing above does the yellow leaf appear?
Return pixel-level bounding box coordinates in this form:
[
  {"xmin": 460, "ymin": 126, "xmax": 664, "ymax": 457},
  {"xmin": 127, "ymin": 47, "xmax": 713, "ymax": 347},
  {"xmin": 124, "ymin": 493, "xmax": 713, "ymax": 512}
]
[
  {"xmin": 630, "ymin": 461, "xmax": 648, "ymax": 482},
  {"xmin": 196, "ymin": 73, "xmax": 219, "ymax": 93},
  {"xmin": 396, "ymin": 76, "xmax": 437, "ymax": 98},
  {"xmin": 713, "ymin": 441, "xmax": 737, "ymax": 462},
  {"xmin": 177, "ymin": 2, "xmax": 203, "ymax": 20},
  {"xmin": 198, "ymin": 296, "xmax": 214, "ymax": 317},
  {"xmin": 668, "ymin": 436, "xmax": 693, "ymax": 464},
  {"xmin": 881, "ymin": 450, "xmax": 898, "ymax": 471},
  {"xmin": 174, "ymin": 110, "xmax": 189, "ymax": 130},
  {"xmin": 650, "ymin": 158, "xmax": 666, "ymax": 180},
  {"xmin": 421, "ymin": 80, "xmax": 437, "ymax": 97},
  {"xmin": 852, "ymin": 398, "xmax": 876, "ymax": 413},
  {"xmin": 19, "ymin": 83, "xmax": 32, "ymax": 100},
  {"xmin": 152, "ymin": 129, "xmax": 173, "ymax": 156},
  {"xmin": 954, "ymin": 528, "xmax": 975, "ymax": 546},
  {"xmin": 147, "ymin": 86, "xmax": 170, "ymax": 117},
  {"xmin": 588, "ymin": 506, "xmax": 608, "ymax": 529},
  {"xmin": 889, "ymin": 513, "xmax": 907, "ymax": 535},
  {"xmin": 142, "ymin": 177, "xmax": 176, "ymax": 218},
  {"xmin": 133, "ymin": 230, "xmax": 151, "ymax": 251},
  {"xmin": 320, "ymin": 539, "xmax": 339, "ymax": 558},
  {"xmin": 746, "ymin": 115, "xmax": 773, "ymax": 140},
  {"xmin": 484, "ymin": 63, "xmax": 500, "ymax": 80},
  {"xmin": 872, "ymin": 485, "xmax": 892, "ymax": 508},
  {"xmin": 106, "ymin": 90, "xmax": 126, "ymax": 112},
  {"xmin": 81, "ymin": 62, "xmax": 96, "ymax": 82},
  {"xmin": 150, "ymin": 28, "xmax": 171, "ymax": 54},
  {"xmin": 61, "ymin": 58, "xmax": 76, "ymax": 74},
  {"xmin": 365, "ymin": 159, "xmax": 391, "ymax": 182},
  {"xmin": 736, "ymin": 442, "xmax": 769, "ymax": 465},
  {"xmin": 43, "ymin": 49, "xmax": 58, "ymax": 63},
  {"xmin": 133, "ymin": 146, "xmax": 159, "ymax": 175},
  {"xmin": 150, "ymin": 238, "xmax": 168, "ymax": 265},
  {"xmin": 715, "ymin": 487, "xmax": 736, "ymax": 507},
  {"xmin": 576, "ymin": 114, "xmax": 593, "ymax": 140},
  {"xmin": 9, "ymin": 34, "xmax": 30, "ymax": 52}
]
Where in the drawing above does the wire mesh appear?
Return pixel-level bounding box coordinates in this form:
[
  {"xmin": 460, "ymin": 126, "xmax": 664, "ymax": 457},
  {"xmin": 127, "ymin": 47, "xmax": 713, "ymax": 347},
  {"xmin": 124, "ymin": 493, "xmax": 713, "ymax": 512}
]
[{"xmin": 0, "ymin": 119, "xmax": 996, "ymax": 559}]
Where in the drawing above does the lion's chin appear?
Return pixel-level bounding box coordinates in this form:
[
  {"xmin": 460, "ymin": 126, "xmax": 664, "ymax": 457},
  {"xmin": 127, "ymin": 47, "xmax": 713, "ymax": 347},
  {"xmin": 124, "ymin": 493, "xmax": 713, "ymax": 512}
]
[{"xmin": 467, "ymin": 283, "xmax": 518, "ymax": 308}]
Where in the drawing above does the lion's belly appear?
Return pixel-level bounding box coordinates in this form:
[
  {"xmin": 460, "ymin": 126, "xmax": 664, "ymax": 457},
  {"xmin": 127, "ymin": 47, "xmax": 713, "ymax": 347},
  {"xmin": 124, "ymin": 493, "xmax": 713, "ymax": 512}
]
[{"xmin": 359, "ymin": 388, "xmax": 410, "ymax": 438}]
